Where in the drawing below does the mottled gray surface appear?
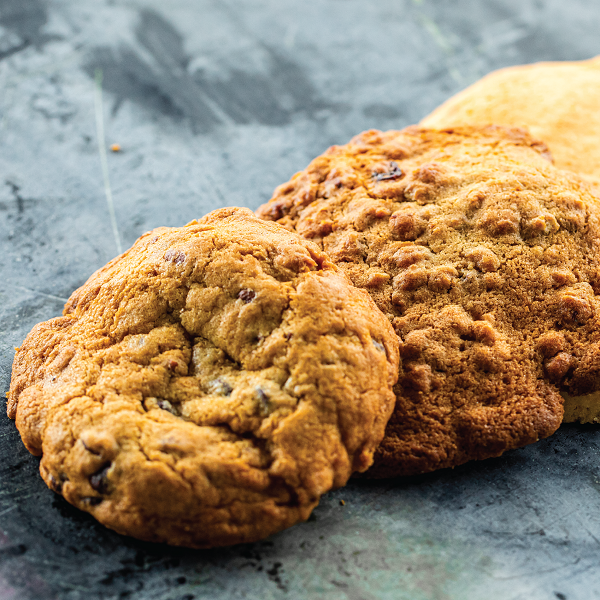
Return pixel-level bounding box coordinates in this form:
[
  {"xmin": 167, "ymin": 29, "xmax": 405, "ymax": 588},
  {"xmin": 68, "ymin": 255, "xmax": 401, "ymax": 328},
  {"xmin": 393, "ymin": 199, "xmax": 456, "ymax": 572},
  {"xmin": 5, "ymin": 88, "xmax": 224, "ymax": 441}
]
[{"xmin": 1, "ymin": 0, "xmax": 600, "ymax": 598}]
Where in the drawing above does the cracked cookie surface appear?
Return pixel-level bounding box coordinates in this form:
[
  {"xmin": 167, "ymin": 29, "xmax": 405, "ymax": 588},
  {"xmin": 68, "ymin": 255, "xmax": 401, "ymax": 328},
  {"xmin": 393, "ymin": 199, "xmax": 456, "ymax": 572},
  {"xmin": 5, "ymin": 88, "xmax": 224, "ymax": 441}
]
[
  {"xmin": 257, "ymin": 126, "xmax": 600, "ymax": 477},
  {"xmin": 7, "ymin": 207, "xmax": 398, "ymax": 547}
]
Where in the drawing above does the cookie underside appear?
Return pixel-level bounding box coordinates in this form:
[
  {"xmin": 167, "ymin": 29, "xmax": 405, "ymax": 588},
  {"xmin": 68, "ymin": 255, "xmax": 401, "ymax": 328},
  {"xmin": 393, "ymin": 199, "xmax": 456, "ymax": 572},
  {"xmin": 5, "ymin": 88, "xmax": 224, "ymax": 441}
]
[{"xmin": 562, "ymin": 392, "xmax": 600, "ymax": 424}]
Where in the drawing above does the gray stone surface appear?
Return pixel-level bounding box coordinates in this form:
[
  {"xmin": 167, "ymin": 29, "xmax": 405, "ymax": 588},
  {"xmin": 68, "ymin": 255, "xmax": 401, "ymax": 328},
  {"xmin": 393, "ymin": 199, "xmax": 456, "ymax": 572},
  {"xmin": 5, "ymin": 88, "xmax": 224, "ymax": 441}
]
[{"xmin": 1, "ymin": 0, "xmax": 600, "ymax": 598}]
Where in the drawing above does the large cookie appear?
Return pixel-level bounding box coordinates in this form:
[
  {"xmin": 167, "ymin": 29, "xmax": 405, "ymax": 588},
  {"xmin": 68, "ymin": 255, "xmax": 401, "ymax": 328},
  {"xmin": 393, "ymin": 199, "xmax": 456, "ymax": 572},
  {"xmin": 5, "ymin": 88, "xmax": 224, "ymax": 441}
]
[
  {"xmin": 7, "ymin": 207, "xmax": 398, "ymax": 547},
  {"xmin": 422, "ymin": 58, "xmax": 600, "ymax": 424},
  {"xmin": 421, "ymin": 57, "xmax": 600, "ymax": 185},
  {"xmin": 257, "ymin": 126, "xmax": 600, "ymax": 477}
]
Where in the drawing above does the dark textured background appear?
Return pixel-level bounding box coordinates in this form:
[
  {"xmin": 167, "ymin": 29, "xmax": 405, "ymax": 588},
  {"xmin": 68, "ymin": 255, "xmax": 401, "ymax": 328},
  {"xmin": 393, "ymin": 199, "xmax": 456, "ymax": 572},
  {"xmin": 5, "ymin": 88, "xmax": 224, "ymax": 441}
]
[{"xmin": 1, "ymin": 1, "xmax": 600, "ymax": 598}]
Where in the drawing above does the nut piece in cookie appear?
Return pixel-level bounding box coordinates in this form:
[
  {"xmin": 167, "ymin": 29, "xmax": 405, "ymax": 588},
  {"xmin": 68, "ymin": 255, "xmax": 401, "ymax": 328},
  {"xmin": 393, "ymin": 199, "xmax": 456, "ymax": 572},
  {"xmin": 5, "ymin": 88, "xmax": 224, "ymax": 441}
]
[
  {"xmin": 7, "ymin": 207, "xmax": 398, "ymax": 547},
  {"xmin": 258, "ymin": 125, "xmax": 600, "ymax": 476},
  {"xmin": 420, "ymin": 56, "xmax": 600, "ymax": 187}
]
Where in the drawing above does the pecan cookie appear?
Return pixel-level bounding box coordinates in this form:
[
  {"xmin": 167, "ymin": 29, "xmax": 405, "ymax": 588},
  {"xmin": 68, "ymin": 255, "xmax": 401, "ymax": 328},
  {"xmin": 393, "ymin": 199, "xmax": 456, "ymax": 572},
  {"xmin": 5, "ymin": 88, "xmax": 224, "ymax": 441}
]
[
  {"xmin": 7, "ymin": 208, "xmax": 398, "ymax": 547},
  {"xmin": 421, "ymin": 57, "xmax": 600, "ymax": 185},
  {"xmin": 257, "ymin": 126, "xmax": 600, "ymax": 477}
]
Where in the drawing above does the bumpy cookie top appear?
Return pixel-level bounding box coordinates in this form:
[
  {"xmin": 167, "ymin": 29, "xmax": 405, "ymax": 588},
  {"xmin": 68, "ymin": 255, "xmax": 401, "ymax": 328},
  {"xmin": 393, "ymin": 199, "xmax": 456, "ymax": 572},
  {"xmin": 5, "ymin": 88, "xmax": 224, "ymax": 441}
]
[
  {"xmin": 8, "ymin": 208, "xmax": 398, "ymax": 547},
  {"xmin": 257, "ymin": 126, "xmax": 600, "ymax": 477}
]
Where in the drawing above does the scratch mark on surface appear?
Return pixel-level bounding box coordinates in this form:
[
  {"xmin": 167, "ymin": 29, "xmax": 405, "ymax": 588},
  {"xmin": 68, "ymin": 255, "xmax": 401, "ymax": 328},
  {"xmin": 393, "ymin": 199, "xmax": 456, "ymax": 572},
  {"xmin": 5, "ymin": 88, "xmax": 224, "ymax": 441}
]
[
  {"xmin": 418, "ymin": 15, "xmax": 453, "ymax": 54},
  {"xmin": 491, "ymin": 558, "xmax": 581, "ymax": 580},
  {"xmin": 0, "ymin": 506, "xmax": 17, "ymax": 519},
  {"xmin": 579, "ymin": 522, "xmax": 600, "ymax": 547},
  {"xmin": 539, "ymin": 508, "xmax": 579, "ymax": 529},
  {"xmin": 8, "ymin": 284, "xmax": 68, "ymax": 303},
  {"xmin": 94, "ymin": 69, "xmax": 123, "ymax": 255},
  {"xmin": 416, "ymin": 14, "xmax": 464, "ymax": 84}
]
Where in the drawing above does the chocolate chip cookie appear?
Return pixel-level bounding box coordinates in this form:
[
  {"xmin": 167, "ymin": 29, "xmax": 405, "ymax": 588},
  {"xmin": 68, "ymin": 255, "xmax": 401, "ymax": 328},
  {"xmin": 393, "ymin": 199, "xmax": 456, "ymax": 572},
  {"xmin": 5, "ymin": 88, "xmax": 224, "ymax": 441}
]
[
  {"xmin": 7, "ymin": 207, "xmax": 398, "ymax": 546},
  {"xmin": 257, "ymin": 125, "xmax": 600, "ymax": 477},
  {"xmin": 421, "ymin": 57, "xmax": 600, "ymax": 185}
]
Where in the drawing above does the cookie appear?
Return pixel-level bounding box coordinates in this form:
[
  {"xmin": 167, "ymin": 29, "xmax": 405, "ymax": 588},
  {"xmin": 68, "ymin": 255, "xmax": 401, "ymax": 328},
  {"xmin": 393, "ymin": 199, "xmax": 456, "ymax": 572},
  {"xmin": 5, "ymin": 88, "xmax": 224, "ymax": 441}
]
[
  {"xmin": 257, "ymin": 125, "xmax": 600, "ymax": 477},
  {"xmin": 420, "ymin": 57, "xmax": 600, "ymax": 185},
  {"xmin": 422, "ymin": 59, "xmax": 600, "ymax": 425},
  {"xmin": 7, "ymin": 207, "xmax": 398, "ymax": 547}
]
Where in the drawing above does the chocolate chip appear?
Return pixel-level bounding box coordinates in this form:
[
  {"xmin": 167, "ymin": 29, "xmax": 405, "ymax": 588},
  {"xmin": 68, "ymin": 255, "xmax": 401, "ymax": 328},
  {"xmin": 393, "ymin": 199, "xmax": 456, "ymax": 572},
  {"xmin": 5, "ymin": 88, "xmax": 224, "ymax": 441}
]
[
  {"xmin": 373, "ymin": 161, "xmax": 404, "ymax": 182},
  {"xmin": 164, "ymin": 250, "xmax": 186, "ymax": 265},
  {"xmin": 256, "ymin": 388, "xmax": 270, "ymax": 415},
  {"xmin": 209, "ymin": 378, "xmax": 233, "ymax": 396},
  {"xmin": 157, "ymin": 399, "xmax": 178, "ymax": 415},
  {"xmin": 82, "ymin": 497, "xmax": 103, "ymax": 506},
  {"xmin": 48, "ymin": 474, "xmax": 63, "ymax": 493},
  {"xmin": 238, "ymin": 289, "xmax": 256, "ymax": 303},
  {"xmin": 90, "ymin": 464, "xmax": 111, "ymax": 495}
]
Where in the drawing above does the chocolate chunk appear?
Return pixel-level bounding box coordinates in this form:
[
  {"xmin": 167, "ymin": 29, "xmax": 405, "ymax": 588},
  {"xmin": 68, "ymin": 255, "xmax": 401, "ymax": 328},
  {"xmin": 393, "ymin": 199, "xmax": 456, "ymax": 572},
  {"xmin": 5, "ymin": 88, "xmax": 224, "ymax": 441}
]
[
  {"xmin": 209, "ymin": 378, "xmax": 233, "ymax": 396},
  {"xmin": 164, "ymin": 250, "xmax": 186, "ymax": 265},
  {"xmin": 238, "ymin": 289, "xmax": 256, "ymax": 303},
  {"xmin": 82, "ymin": 497, "xmax": 103, "ymax": 506},
  {"xmin": 157, "ymin": 399, "xmax": 178, "ymax": 415},
  {"xmin": 256, "ymin": 388, "xmax": 270, "ymax": 415},
  {"xmin": 373, "ymin": 161, "xmax": 404, "ymax": 182},
  {"xmin": 48, "ymin": 474, "xmax": 63, "ymax": 493},
  {"xmin": 90, "ymin": 464, "xmax": 111, "ymax": 495}
]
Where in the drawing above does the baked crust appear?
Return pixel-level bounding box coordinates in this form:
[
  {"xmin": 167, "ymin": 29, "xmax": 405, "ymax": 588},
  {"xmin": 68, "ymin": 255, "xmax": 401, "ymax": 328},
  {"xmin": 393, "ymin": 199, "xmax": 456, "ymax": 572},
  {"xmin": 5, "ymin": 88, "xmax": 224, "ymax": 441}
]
[
  {"xmin": 8, "ymin": 207, "xmax": 398, "ymax": 546},
  {"xmin": 421, "ymin": 57, "xmax": 600, "ymax": 187},
  {"xmin": 257, "ymin": 126, "xmax": 600, "ymax": 477}
]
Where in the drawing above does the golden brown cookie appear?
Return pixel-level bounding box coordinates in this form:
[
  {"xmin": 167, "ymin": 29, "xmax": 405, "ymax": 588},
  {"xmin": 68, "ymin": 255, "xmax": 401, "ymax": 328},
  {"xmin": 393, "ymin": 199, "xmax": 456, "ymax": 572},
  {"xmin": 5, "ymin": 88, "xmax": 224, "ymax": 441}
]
[
  {"xmin": 7, "ymin": 207, "xmax": 398, "ymax": 547},
  {"xmin": 257, "ymin": 125, "xmax": 600, "ymax": 477},
  {"xmin": 420, "ymin": 57, "xmax": 600, "ymax": 185},
  {"xmin": 422, "ymin": 58, "xmax": 600, "ymax": 424}
]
